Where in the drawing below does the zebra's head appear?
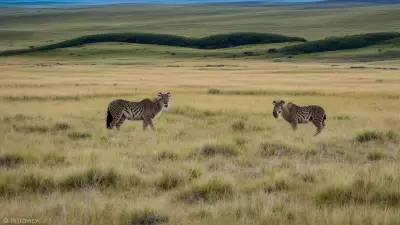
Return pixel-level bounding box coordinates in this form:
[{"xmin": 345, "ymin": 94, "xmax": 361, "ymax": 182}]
[
  {"xmin": 272, "ymin": 100, "xmax": 285, "ymax": 119},
  {"xmin": 157, "ymin": 92, "xmax": 171, "ymax": 109}
]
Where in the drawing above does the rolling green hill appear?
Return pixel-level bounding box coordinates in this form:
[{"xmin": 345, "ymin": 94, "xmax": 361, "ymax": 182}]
[
  {"xmin": 0, "ymin": 32, "xmax": 305, "ymax": 56},
  {"xmin": 1, "ymin": 32, "xmax": 398, "ymax": 63},
  {"xmin": 1, "ymin": 4, "xmax": 399, "ymax": 51}
]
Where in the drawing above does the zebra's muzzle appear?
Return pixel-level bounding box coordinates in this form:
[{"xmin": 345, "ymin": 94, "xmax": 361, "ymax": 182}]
[{"xmin": 273, "ymin": 111, "xmax": 278, "ymax": 118}]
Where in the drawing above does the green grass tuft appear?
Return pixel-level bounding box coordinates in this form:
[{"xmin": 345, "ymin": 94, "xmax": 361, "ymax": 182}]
[
  {"xmin": 385, "ymin": 130, "xmax": 400, "ymax": 142},
  {"xmin": 52, "ymin": 122, "xmax": 72, "ymax": 131},
  {"xmin": 333, "ymin": 115, "xmax": 351, "ymax": 120},
  {"xmin": 67, "ymin": 131, "xmax": 92, "ymax": 140},
  {"xmin": 20, "ymin": 174, "xmax": 56, "ymax": 194},
  {"xmin": 367, "ymin": 150, "xmax": 385, "ymax": 161},
  {"xmin": 315, "ymin": 179, "xmax": 400, "ymax": 206},
  {"xmin": 208, "ymin": 88, "xmax": 221, "ymax": 95},
  {"xmin": 0, "ymin": 153, "xmax": 24, "ymax": 168},
  {"xmin": 356, "ymin": 131, "xmax": 384, "ymax": 143},
  {"xmin": 120, "ymin": 209, "xmax": 169, "ymax": 225},
  {"xmin": 13, "ymin": 124, "xmax": 50, "ymax": 134},
  {"xmin": 60, "ymin": 168, "xmax": 119, "ymax": 190},
  {"xmin": 157, "ymin": 151, "xmax": 179, "ymax": 161},
  {"xmin": 179, "ymin": 179, "xmax": 234, "ymax": 203},
  {"xmin": 156, "ymin": 172, "xmax": 186, "ymax": 190},
  {"xmin": 231, "ymin": 121, "xmax": 245, "ymax": 132},
  {"xmin": 260, "ymin": 142, "xmax": 294, "ymax": 157},
  {"xmin": 187, "ymin": 168, "xmax": 202, "ymax": 181},
  {"xmin": 200, "ymin": 144, "xmax": 239, "ymax": 157}
]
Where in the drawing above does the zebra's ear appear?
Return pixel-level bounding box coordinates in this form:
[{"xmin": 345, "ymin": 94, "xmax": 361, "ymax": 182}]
[
  {"xmin": 281, "ymin": 100, "xmax": 285, "ymax": 104},
  {"xmin": 272, "ymin": 100, "xmax": 277, "ymax": 105},
  {"xmin": 167, "ymin": 92, "xmax": 171, "ymax": 97},
  {"xmin": 157, "ymin": 92, "xmax": 162, "ymax": 97}
]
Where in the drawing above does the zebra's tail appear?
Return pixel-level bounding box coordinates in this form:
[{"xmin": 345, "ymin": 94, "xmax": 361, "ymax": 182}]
[{"xmin": 106, "ymin": 108, "xmax": 112, "ymax": 129}]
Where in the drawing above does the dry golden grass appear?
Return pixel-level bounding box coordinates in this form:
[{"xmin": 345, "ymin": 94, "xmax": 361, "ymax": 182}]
[{"xmin": 1, "ymin": 58, "xmax": 400, "ymax": 225}]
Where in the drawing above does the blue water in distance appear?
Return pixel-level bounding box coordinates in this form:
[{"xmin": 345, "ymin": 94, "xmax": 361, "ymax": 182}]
[{"xmin": 0, "ymin": 0, "xmax": 320, "ymax": 7}]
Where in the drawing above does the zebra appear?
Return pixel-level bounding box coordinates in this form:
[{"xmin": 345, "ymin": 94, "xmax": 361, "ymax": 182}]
[
  {"xmin": 106, "ymin": 92, "xmax": 171, "ymax": 131},
  {"xmin": 272, "ymin": 100, "xmax": 326, "ymax": 136}
]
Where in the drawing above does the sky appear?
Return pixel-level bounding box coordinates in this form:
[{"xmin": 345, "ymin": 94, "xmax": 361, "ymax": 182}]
[{"xmin": 0, "ymin": 0, "xmax": 321, "ymax": 7}]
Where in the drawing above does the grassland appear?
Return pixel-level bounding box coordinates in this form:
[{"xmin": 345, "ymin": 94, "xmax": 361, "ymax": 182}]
[
  {"xmin": 1, "ymin": 2, "xmax": 400, "ymax": 225},
  {"xmin": 1, "ymin": 56, "xmax": 400, "ymax": 225}
]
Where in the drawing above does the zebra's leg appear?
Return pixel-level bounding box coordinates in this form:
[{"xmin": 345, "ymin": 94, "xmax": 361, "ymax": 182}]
[
  {"xmin": 142, "ymin": 120, "xmax": 149, "ymax": 131},
  {"xmin": 109, "ymin": 111, "xmax": 123, "ymax": 130},
  {"xmin": 290, "ymin": 116, "xmax": 298, "ymax": 131},
  {"xmin": 146, "ymin": 118, "xmax": 156, "ymax": 132},
  {"xmin": 115, "ymin": 115, "xmax": 126, "ymax": 130},
  {"xmin": 311, "ymin": 118, "xmax": 323, "ymax": 136}
]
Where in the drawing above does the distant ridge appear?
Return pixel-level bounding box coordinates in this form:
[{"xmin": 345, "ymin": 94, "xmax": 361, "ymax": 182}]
[
  {"xmin": 326, "ymin": 0, "xmax": 400, "ymax": 3},
  {"xmin": 0, "ymin": 0, "xmax": 320, "ymax": 7}
]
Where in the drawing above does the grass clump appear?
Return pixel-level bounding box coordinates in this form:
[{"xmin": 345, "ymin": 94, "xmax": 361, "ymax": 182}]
[
  {"xmin": 52, "ymin": 122, "xmax": 71, "ymax": 131},
  {"xmin": 67, "ymin": 131, "xmax": 92, "ymax": 140},
  {"xmin": 200, "ymin": 144, "xmax": 239, "ymax": 157},
  {"xmin": 333, "ymin": 115, "xmax": 351, "ymax": 120},
  {"xmin": 156, "ymin": 172, "xmax": 186, "ymax": 190},
  {"xmin": 13, "ymin": 124, "xmax": 49, "ymax": 133},
  {"xmin": 356, "ymin": 131, "xmax": 384, "ymax": 143},
  {"xmin": 188, "ymin": 168, "xmax": 202, "ymax": 180},
  {"xmin": 171, "ymin": 106, "xmax": 221, "ymax": 119},
  {"xmin": 231, "ymin": 121, "xmax": 245, "ymax": 132},
  {"xmin": 42, "ymin": 153, "xmax": 66, "ymax": 166},
  {"xmin": 3, "ymin": 113, "xmax": 33, "ymax": 122},
  {"xmin": 245, "ymin": 179, "xmax": 292, "ymax": 194},
  {"xmin": 120, "ymin": 208, "xmax": 169, "ymax": 225},
  {"xmin": 315, "ymin": 179, "xmax": 400, "ymax": 206},
  {"xmin": 385, "ymin": 130, "xmax": 400, "ymax": 142},
  {"xmin": 356, "ymin": 130, "xmax": 399, "ymax": 143},
  {"xmin": 208, "ymin": 88, "xmax": 221, "ymax": 94},
  {"xmin": 260, "ymin": 142, "xmax": 294, "ymax": 157},
  {"xmin": 366, "ymin": 150, "xmax": 385, "ymax": 161},
  {"xmin": 179, "ymin": 179, "xmax": 234, "ymax": 203},
  {"xmin": 0, "ymin": 153, "xmax": 24, "ymax": 168},
  {"xmin": 20, "ymin": 174, "xmax": 56, "ymax": 194},
  {"xmin": 60, "ymin": 168, "xmax": 119, "ymax": 190},
  {"xmin": 157, "ymin": 151, "xmax": 178, "ymax": 161},
  {"xmin": 0, "ymin": 178, "xmax": 18, "ymax": 197}
]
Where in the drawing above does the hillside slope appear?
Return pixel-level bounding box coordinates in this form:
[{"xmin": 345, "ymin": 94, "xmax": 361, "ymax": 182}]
[{"xmin": 1, "ymin": 4, "xmax": 399, "ymax": 50}]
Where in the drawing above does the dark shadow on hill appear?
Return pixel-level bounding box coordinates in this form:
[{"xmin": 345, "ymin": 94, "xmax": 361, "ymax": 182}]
[
  {"xmin": 0, "ymin": 32, "xmax": 306, "ymax": 57},
  {"xmin": 278, "ymin": 32, "xmax": 400, "ymax": 55}
]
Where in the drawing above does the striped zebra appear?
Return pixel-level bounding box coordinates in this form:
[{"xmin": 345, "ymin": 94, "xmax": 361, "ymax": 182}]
[
  {"xmin": 272, "ymin": 100, "xmax": 326, "ymax": 136},
  {"xmin": 106, "ymin": 92, "xmax": 171, "ymax": 131}
]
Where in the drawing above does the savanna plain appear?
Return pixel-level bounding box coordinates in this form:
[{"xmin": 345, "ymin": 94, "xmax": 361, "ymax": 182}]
[{"xmin": 1, "ymin": 3, "xmax": 400, "ymax": 225}]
